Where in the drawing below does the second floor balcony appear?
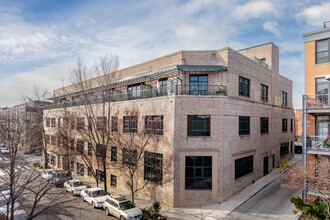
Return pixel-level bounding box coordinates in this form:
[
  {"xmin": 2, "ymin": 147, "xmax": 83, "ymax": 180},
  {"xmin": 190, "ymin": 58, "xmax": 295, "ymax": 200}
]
[
  {"xmin": 306, "ymin": 94, "xmax": 330, "ymax": 113},
  {"xmin": 46, "ymin": 84, "xmax": 227, "ymax": 110}
]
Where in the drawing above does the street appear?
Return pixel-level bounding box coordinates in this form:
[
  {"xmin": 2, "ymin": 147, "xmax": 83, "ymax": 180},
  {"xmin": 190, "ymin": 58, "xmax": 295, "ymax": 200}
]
[{"xmin": 224, "ymin": 176, "xmax": 298, "ymax": 220}]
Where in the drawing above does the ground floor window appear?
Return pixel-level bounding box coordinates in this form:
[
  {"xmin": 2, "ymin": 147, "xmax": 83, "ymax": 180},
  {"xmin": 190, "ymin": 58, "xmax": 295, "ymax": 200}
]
[
  {"xmin": 77, "ymin": 163, "xmax": 84, "ymax": 176},
  {"xmin": 70, "ymin": 161, "xmax": 74, "ymax": 172},
  {"xmin": 88, "ymin": 167, "xmax": 92, "ymax": 177},
  {"xmin": 111, "ymin": 174, "xmax": 117, "ymax": 187},
  {"xmin": 235, "ymin": 155, "xmax": 253, "ymax": 179},
  {"xmin": 51, "ymin": 155, "xmax": 55, "ymax": 165},
  {"xmin": 96, "ymin": 169, "xmax": 105, "ymax": 182},
  {"xmin": 144, "ymin": 151, "xmax": 163, "ymax": 184},
  {"xmin": 280, "ymin": 142, "xmax": 289, "ymax": 157},
  {"xmin": 185, "ymin": 156, "xmax": 212, "ymax": 190}
]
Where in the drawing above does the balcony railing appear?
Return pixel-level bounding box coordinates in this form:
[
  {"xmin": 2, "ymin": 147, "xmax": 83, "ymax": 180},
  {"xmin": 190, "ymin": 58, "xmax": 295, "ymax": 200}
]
[
  {"xmin": 45, "ymin": 85, "xmax": 227, "ymax": 110},
  {"xmin": 306, "ymin": 94, "xmax": 330, "ymax": 109},
  {"xmin": 306, "ymin": 136, "xmax": 330, "ymax": 152}
]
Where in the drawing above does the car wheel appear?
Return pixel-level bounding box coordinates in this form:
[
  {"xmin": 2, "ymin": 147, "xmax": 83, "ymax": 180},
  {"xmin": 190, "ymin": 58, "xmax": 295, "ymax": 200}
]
[
  {"xmin": 120, "ymin": 216, "xmax": 125, "ymax": 220},
  {"xmin": 81, "ymin": 196, "xmax": 84, "ymax": 202},
  {"xmin": 72, "ymin": 191, "xmax": 75, "ymax": 196},
  {"xmin": 105, "ymin": 207, "xmax": 109, "ymax": 216},
  {"xmin": 92, "ymin": 202, "xmax": 96, "ymax": 208}
]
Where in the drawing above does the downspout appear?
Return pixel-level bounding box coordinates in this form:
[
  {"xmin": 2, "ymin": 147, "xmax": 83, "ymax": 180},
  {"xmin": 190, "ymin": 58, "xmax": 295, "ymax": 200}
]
[{"xmin": 302, "ymin": 95, "xmax": 307, "ymax": 204}]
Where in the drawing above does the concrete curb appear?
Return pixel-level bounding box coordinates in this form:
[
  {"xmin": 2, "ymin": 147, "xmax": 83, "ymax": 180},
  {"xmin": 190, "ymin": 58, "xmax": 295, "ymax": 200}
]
[{"xmin": 292, "ymin": 211, "xmax": 302, "ymax": 220}]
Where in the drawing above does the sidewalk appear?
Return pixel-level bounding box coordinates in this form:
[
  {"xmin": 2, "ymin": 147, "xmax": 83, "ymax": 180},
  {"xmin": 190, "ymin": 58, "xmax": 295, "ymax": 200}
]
[{"xmin": 135, "ymin": 158, "xmax": 298, "ymax": 220}]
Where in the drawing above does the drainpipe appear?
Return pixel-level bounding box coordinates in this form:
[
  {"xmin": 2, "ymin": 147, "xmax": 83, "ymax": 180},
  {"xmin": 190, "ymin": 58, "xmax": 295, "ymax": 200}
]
[{"xmin": 302, "ymin": 95, "xmax": 307, "ymax": 204}]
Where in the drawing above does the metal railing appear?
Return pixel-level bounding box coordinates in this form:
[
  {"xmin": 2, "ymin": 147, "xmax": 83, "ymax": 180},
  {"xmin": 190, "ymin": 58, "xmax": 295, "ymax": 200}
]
[
  {"xmin": 45, "ymin": 85, "xmax": 227, "ymax": 109},
  {"xmin": 252, "ymin": 57, "xmax": 269, "ymax": 69},
  {"xmin": 306, "ymin": 94, "xmax": 330, "ymax": 109},
  {"xmin": 306, "ymin": 135, "xmax": 330, "ymax": 151}
]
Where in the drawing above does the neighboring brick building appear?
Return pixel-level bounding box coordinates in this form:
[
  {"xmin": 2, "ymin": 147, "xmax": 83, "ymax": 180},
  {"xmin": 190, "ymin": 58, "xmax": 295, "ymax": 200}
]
[
  {"xmin": 44, "ymin": 42, "xmax": 294, "ymax": 207},
  {"xmin": 302, "ymin": 24, "xmax": 330, "ymax": 202}
]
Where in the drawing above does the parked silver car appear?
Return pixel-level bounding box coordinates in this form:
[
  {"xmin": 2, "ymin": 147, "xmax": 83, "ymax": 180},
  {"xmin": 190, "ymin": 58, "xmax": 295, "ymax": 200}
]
[
  {"xmin": 81, "ymin": 188, "xmax": 108, "ymax": 208},
  {"xmin": 64, "ymin": 179, "xmax": 87, "ymax": 196},
  {"xmin": 103, "ymin": 195, "xmax": 143, "ymax": 220}
]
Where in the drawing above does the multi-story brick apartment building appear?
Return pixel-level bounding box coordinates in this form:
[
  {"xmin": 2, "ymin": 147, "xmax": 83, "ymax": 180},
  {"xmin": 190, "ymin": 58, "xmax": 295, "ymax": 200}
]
[
  {"xmin": 44, "ymin": 42, "xmax": 294, "ymax": 207},
  {"xmin": 0, "ymin": 101, "xmax": 50, "ymax": 153},
  {"xmin": 302, "ymin": 23, "xmax": 330, "ymax": 202}
]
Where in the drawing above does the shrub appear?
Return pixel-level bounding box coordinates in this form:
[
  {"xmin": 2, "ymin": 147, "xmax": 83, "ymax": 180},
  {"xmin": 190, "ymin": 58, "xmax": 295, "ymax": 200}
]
[{"xmin": 290, "ymin": 196, "xmax": 326, "ymax": 220}]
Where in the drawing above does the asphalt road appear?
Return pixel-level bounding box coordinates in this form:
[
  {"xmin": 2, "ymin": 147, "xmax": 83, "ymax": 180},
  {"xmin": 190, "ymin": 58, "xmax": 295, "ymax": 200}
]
[{"xmin": 224, "ymin": 177, "xmax": 299, "ymax": 220}]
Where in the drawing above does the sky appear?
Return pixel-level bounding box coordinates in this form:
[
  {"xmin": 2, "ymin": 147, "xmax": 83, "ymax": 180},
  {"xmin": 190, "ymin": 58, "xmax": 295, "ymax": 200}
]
[{"xmin": 0, "ymin": 0, "xmax": 330, "ymax": 108}]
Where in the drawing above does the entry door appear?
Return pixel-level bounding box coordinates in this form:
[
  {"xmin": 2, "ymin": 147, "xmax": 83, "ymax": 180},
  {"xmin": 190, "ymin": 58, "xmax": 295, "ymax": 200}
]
[{"xmin": 264, "ymin": 156, "xmax": 269, "ymax": 176}]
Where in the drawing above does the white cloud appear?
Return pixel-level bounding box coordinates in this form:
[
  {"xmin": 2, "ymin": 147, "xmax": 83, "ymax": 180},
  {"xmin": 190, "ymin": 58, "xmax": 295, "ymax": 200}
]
[
  {"xmin": 296, "ymin": 2, "xmax": 330, "ymax": 27},
  {"xmin": 263, "ymin": 21, "xmax": 280, "ymax": 37},
  {"xmin": 232, "ymin": 0, "xmax": 278, "ymax": 20}
]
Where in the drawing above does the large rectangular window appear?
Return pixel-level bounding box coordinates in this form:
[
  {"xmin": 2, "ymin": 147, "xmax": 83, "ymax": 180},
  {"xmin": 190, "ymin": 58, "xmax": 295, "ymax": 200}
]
[
  {"xmin": 111, "ymin": 116, "xmax": 118, "ymax": 132},
  {"xmin": 316, "ymin": 116, "xmax": 330, "ymax": 137},
  {"xmin": 280, "ymin": 142, "xmax": 289, "ymax": 157},
  {"xmin": 239, "ymin": 77, "xmax": 250, "ymax": 97},
  {"xmin": 122, "ymin": 148, "xmax": 137, "ymax": 167},
  {"xmin": 70, "ymin": 161, "xmax": 74, "ymax": 172},
  {"xmin": 187, "ymin": 115, "xmax": 210, "ymax": 137},
  {"xmin": 77, "ymin": 141, "xmax": 84, "ymax": 154},
  {"xmin": 111, "ymin": 174, "xmax": 117, "ymax": 187},
  {"xmin": 157, "ymin": 78, "xmax": 168, "ymax": 96},
  {"xmin": 77, "ymin": 117, "xmax": 85, "ymax": 130},
  {"xmin": 316, "ymin": 38, "xmax": 329, "ymax": 64},
  {"xmin": 189, "ymin": 75, "xmax": 208, "ymax": 95},
  {"xmin": 46, "ymin": 118, "xmax": 50, "ymax": 127},
  {"xmin": 260, "ymin": 84, "xmax": 268, "ymax": 102},
  {"xmin": 51, "ymin": 136, "xmax": 56, "ymax": 145},
  {"xmin": 281, "ymin": 92, "xmax": 287, "ymax": 106},
  {"xmin": 144, "ymin": 152, "xmax": 163, "ymax": 184},
  {"xmin": 45, "ymin": 135, "xmax": 50, "ymax": 144},
  {"xmin": 88, "ymin": 143, "xmax": 92, "ymax": 156},
  {"xmin": 282, "ymin": 119, "xmax": 287, "ymax": 132},
  {"xmin": 145, "ymin": 115, "xmax": 163, "ymax": 135},
  {"xmin": 123, "ymin": 116, "xmax": 138, "ymax": 133},
  {"xmin": 185, "ymin": 156, "xmax": 212, "ymax": 190},
  {"xmin": 260, "ymin": 117, "xmax": 268, "ymax": 134},
  {"xmin": 77, "ymin": 163, "xmax": 84, "ymax": 176},
  {"xmin": 239, "ymin": 116, "xmax": 250, "ymax": 135},
  {"xmin": 97, "ymin": 117, "xmax": 107, "ymax": 131},
  {"xmin": 290, "ymin": 119, "xmax": 293, "ymax": 132},
  {"xmin": 316, "ymin": 78, "xmax": 329, "ymax": 104},
  {"xmin": 96, "ymin": 170, "xmax": 104, "ymax": 182},
  {"xmin": 96, "ymin": 144, "xmax": 106, "ymax": 158},
  {"xmin": 127, "ymin": 83, "xmax": 144, "ymax": 99},
  {"xmin": 111, "ymin": 146, "xmax": 117, "ymax": 162},
  {"xmin": 235, "ymin": 155, "xmax": 253, "ymax": 179},
  {"xmin": 51, "ymin": 118, "xmax": 56, "ymax": 128}
]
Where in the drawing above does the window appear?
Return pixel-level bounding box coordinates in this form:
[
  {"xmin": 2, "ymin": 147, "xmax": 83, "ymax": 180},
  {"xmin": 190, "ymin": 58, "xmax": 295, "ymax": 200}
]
[
  {"xmin": 72, "ymin": 96, "xmax": 83, "ymax": 106},
  {"xmin": 189, "ymin": 75, "xmax": 208, "ymax": 95},
  {"xmin": 46, "ymin": 118, "xmax": 50, "ymax": 127},
  {"xmin": 282, "ymin": 119, "xmax": 287, "ymax": 132},
  {"xmin": 70, "ymin": 161, "xmax": 74, "ymax": 172},
  {"xmin": 290, "ymin": 119, "xmax": 293, "ymax": 132},
  {"xmin": 260, "ymin": 117, "xmax": 268, "ymax": 133},
  {"xmin": 280, "ymin": 142, "xmax": 289, "ymax": 157},
  {"xmin": 77, "ymin": 163, "xmax": 84, "ymax": 176},
  {"xmin": 260, "ymin": 84, "xmax": 268, "ymax": 102},
  {"xmin": 111, "ymin": 116, "xmax": 118, "ymax": 132},
  {"xmin": 316, "ymin": 38, "xmax": 329, "ymax": 64},
  {"xmin": 239, "ymin": 77, "xmax": 250, "ymax": 97},
  {"xmin": 96, "ymin": 170, "xmax": 104, "ymax": 182},
  {"xmin": 157, "ymin": 78, "xmax": 168, "ymax": 96},
  {"xmin": 77, "ymin": 117, "xmax": 85, "ymax": 130},
  {"xmin": 281, "ymin": 92, "xmax": 287, "ymax": 106},
  {"xmin": 45, "ymin": 135, "xmax": 50, "ymax": 144},
  {"xmin": 127, "ymin": 83, "xmax": 144, "ymax": 99},
  {"xmin": 315, "ymin": 116, "xmax": 330, "ymax": 137},
  {"xmin": 51, "ymin": 118, "xmax": 56, "ymax": 128},
  {"xmin": 123, "ymin": 116, "xmax": 138, "ymax": 133},
  {"xmin": 235, "ymin": 155, "xmax": 253, "ymax": 179},
  {"xmin": 111, "ymin": 175, "xmax": 117, "ymax": 187},
  {"xmin": 96, "ymin": 144, "xmax": 106, "ymax": 158},
  {"xmin": 185, "ymin": 156, "xmax": 212, "ymax": 190},
  {"xmin": 58, "ymin": 118, "xmax": 61, "ymax": 128},
  {"xmin": 239, "ymin": 116, "xmax": 250, "ymax": 135},
  {"xmin": 88, "ymin": 143, "xmax": 92, "ymax": 156},
  {"xmin": 291, "ymin": 141, "xmax": 293, "ymax": 154},
  {"xmin": 70, "ymin": 140, "xmax": 75, "ymax": 150},
  {"xmin": 111, "ymin": 146, "xmax": 117, "ymax": 162},
  {"xmin": 187, "ymin": 115, "xmax": 210, "ymax": 136},
  {"xmin": 97, "ymin": 117, "xmax": 107, "ymax": 131},
  {"xmin": 123, "ymin": 148, "xmax": 137, "ymax": 167},
  {"xmin": 144, "ymin": 152, "xmax": 163, "ymax": 184},
  {"xmin": 77, "ymin": 141, "xmax": 84, "ymax": 154},
  {"xmin": 51, "ymin": 155, "xmax": 55, "ymax": 165},
  {"xmin": 315, "ymin": 78, "xmax": 329, "ymax": 104},
  {"xmin": 51, "ymin": 136, "xmax": 56, "ymax": 145},
  {"xmin": 88, "ymin": 117, "xmax": 93, "ymax": 131},
  {"xmin": 145, "ymin": 115, "xmax": 163, "ymax": 135},
  {"xmin": 88, "ymin": 167, "xmax": 92, "ymax": 177}
]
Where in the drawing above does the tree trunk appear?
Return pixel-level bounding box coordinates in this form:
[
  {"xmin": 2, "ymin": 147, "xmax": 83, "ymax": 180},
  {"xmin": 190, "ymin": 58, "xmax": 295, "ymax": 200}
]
[{"xmin": 103, "ymin": 161, "xmax": 107, "ymax": 192}]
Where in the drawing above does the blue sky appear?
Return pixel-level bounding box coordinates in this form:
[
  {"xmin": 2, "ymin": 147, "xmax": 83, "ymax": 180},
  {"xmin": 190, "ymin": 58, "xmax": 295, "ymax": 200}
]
[{"xmin": 0, "ymin": 0, "xmax": 330, "ymax": 108}]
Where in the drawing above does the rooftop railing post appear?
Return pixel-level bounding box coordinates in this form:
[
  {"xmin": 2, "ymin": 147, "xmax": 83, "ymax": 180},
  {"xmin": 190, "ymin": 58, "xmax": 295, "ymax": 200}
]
[{"xmin": 302, "ymin": 95, "xmax": 307, "ymax": 204}]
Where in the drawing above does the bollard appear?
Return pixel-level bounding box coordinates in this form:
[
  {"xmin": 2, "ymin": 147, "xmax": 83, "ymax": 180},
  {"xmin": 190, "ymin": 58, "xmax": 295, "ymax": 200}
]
[{"xmin": 280, "ymin": 163, "xmax": 282, "ymax": 173}]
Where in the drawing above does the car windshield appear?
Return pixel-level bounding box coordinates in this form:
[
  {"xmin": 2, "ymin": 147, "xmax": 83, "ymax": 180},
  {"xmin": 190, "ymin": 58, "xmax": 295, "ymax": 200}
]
[
  {"xmin": 119, "ymin": 201, "xmax": 135, "ymax": 210},
  {"xmin": 45, "ymin": 171, "xmax": 53, "ymax": 175},
  {"xmin": 91, "ymin": 190, "xmax": 107, "ymax": 197},
  {"xmin": 0, "ymin": 200, "xmax": 7, "ymax": 207},
  {"xmin": 72, "ymin": 181, "xmax": 84, "ymax": 187},
  {"xmin": 14, "ymin": 214, "xmax": 28, "ymax": 220},
  {"xmin": 54, "ymin": 173, "xmax": 64, "ymax": 178}
]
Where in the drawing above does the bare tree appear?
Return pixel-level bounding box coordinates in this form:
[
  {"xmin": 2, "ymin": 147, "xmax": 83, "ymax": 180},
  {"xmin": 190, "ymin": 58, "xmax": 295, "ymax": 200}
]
[
  {"xmin": 0, "ymin": 106, "xmax": 77, "ymax": 220},
  {"xmin": 68, "ymin": 55, "xmax": 119, "ymax": 192},
  {"xmin": 281, "ymin": 155, "xmax": 330, "ymax": 217}
]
